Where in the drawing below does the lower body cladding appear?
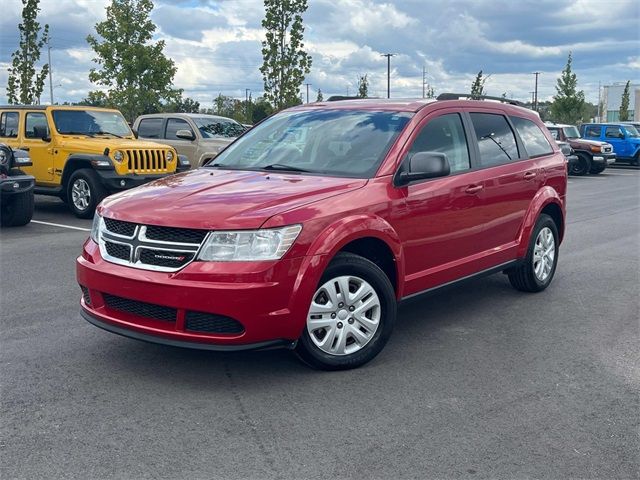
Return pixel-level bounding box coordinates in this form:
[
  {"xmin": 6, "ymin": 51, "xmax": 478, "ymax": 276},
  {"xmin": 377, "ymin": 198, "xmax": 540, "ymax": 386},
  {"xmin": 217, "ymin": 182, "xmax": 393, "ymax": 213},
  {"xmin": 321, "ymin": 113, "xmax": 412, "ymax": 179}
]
[{"xmin": 77, "ymin": 239, "xmax": 323, "ymax": 351}]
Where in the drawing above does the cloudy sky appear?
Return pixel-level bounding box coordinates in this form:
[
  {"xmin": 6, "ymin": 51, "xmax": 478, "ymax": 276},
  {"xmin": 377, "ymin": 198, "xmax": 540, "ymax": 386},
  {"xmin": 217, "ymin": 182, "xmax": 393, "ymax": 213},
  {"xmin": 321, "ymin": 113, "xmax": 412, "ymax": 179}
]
[{"xmin": 1, "ymin": 0, "xmax": 638, "ymax": 108}]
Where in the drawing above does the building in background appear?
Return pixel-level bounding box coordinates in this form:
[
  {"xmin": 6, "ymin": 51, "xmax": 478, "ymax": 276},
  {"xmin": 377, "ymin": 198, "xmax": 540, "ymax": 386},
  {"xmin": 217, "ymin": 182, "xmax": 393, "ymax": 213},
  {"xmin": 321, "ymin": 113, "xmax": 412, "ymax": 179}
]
[{"xmin": 601, "ymin": 83, "xmax": 639, "ymax": 121}]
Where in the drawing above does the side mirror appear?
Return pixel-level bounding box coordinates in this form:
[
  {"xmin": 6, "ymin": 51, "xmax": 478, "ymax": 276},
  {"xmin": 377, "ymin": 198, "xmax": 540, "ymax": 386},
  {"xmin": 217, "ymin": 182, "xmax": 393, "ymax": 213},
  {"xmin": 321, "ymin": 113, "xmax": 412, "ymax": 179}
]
[
  {"xmin": 396, "ymin": 152, "xmax": 451, "ymax": 186},
  {"xmin": 176, "ymin": 129, "xmax": 195, "ymax": 140},
  {"xmin": 33, "ymin": 125, "xmax": 50, "ymax": 142}
]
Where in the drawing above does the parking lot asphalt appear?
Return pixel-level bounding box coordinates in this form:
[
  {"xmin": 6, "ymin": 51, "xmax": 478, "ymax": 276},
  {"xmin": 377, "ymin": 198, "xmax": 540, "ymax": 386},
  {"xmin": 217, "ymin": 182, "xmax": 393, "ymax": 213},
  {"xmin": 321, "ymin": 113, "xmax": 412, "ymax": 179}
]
[{"xmin": 1, "ymin": 170, "xmax": 638, "ymax": 480}]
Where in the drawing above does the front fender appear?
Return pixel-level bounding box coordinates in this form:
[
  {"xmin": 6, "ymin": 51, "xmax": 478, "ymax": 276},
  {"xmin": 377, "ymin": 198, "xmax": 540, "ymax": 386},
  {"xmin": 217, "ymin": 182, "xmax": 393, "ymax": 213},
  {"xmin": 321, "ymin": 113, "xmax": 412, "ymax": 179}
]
[{"xmin": 516, "ymin": 186, "xmax": 565, "ymax": 258}]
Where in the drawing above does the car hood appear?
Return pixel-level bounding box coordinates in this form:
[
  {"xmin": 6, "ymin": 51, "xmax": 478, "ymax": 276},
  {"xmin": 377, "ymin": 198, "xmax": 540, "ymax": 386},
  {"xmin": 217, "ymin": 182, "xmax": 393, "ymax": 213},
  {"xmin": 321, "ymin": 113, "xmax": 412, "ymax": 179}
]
[
  {"xmin": 56, "ymin": 136, "xmax": 174, "ymax": 154},
  {"xmin": 567, "ymin": 138, "xmax": 609, "ymax": 148},
  {"xmin": 99, "ymin": 168, "xmax": 367, "ymax": 230}
]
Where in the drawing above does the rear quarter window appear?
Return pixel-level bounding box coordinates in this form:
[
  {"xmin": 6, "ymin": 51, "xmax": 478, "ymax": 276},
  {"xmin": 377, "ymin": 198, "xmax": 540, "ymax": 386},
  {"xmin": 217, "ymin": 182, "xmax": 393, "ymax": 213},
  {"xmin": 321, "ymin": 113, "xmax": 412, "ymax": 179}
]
[
  {"xmin": 137, "ymin": 118, "xmax": 164, "ymax": 138},
  {"xmin": 510, "ymin": 117, "xmax": 553, "ymax": 157},
  {"xmin": 0, "ymin": 112, "xmax": 19, "ymax": 138}
]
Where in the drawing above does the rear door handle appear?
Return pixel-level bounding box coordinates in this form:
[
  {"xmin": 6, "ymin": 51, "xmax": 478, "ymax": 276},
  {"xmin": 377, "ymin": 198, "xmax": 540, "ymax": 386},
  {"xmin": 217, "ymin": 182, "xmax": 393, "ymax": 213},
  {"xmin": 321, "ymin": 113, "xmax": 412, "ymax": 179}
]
[
  {"xmin": 465, "ymin": 184, "xmax": 483, "ymax": 194},
  {"xmin": 524, "ymin": 171, "xmax": 537, "ymax": 180},
  {"xmin": 18, "ymin": 147, "xmax": 29, "ymax": 151}
]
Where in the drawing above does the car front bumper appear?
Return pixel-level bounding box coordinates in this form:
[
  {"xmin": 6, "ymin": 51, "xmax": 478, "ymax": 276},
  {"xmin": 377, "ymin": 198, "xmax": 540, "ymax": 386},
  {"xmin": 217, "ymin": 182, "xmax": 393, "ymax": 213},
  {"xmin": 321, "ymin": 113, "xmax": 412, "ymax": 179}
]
[
  {"xmin": 0, "ymin": 174, "xmax": 35, "ymax": 197},
  {"xmin": 591, "ymin": 153, "xmax": 616, "ymax": 165},
  {"xmin": 77, "ymin": 239, "xmax": 323, "ymax": 349}
]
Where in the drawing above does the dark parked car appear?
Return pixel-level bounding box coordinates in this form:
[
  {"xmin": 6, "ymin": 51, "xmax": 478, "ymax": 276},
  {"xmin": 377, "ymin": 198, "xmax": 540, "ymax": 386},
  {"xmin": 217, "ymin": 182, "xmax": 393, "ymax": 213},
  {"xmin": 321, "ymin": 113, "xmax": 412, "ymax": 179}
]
[
  {"xmin": 557, "ymin": 141, "xmax": 578, "ymax": 172},
  {"xmin": 78, "ymin": 94, "xmax": 567, "ymax": 370},
  {"xmin": 580, "ymin": 123, "xmax": 640, "ymax": 165},
  {"xmin": 0, "ymin": 144, "xmax": 34, "ymax": 227},
  {"xmin": 546, "ymin": 123, "xmax": 615, "ymax": 175}
]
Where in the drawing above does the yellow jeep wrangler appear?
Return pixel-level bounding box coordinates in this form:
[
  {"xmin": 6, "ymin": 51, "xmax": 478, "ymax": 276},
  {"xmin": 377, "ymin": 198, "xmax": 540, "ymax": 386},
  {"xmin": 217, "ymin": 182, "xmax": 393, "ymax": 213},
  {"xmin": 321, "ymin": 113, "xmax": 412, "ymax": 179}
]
[{"xmin": 0, "ymin": 105, "xmax": 189, "ymax": 218}]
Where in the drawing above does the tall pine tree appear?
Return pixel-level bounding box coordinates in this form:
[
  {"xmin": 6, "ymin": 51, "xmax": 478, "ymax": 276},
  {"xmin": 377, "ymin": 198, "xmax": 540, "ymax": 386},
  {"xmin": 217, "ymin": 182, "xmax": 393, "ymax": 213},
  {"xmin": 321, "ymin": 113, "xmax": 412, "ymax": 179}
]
[
  {"xmin": 619, "ymin": 80, "xmax": 630, "ymax": 121},
  {"xmin": 86, "ymin": 0, "xmax": 181, "ymax": 121},
  {"xmin": 6, "ymin": 0, "xmax": 49, "ymax": 105},
  {"xmin": 470, "ymin": 71, "xmax": 486, "ymax": 99},
  {"xmin": 550, "ymin": 52, "xmax": 586, "ymax": 124},
  {"xmin": 260, "ymin": 0, "xmax": 312, "ymax": 110}
]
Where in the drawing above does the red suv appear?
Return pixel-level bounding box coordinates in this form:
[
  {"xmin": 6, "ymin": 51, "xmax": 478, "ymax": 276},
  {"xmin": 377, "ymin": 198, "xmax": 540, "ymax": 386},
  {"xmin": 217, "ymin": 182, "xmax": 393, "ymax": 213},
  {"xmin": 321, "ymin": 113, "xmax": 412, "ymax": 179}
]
[{"xmin": 77, "ymin": 95, "xmax": 567, "ymax": 370}]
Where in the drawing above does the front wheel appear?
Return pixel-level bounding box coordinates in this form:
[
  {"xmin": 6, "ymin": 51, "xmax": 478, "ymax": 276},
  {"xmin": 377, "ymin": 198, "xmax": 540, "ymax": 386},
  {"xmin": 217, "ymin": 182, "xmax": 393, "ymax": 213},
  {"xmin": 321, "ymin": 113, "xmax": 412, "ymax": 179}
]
[
  {"xmin": 508, "ymin": 214, "xmax": 559, "ymax": 292},
  {"xmin": 0, "ymin": 190, "xmax": 34, "ymax": 227},
  {"xmin": 569, "ymin": 153, "xmax": 591, "ymax": 176},
  {"xmin": 295, "ymin": 252, "xmax": 397, "ymax": 370},
  {"xmin": 67, "ymin": 169, "xmax": 106, "ymax": 219}
]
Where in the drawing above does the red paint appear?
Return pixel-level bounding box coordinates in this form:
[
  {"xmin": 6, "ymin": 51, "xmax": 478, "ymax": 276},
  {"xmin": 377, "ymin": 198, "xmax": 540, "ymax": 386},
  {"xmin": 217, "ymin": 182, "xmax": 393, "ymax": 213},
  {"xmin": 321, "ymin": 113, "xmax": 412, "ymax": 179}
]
[{"xmin": 77, "ymin": 99, "xmax": 566, "ymax": 348}]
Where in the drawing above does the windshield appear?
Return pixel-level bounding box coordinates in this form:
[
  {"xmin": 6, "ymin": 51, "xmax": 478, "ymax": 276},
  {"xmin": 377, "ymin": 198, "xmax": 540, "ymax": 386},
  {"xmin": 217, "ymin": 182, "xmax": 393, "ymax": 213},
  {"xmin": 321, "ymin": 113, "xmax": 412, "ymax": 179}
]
[
  {"xmin": 193, "ymin": 117, "xmax": 245, "ymax": 138},
  {"xmin": 623, "ymin": 125, "xmax": 639, "ymax": 137},
  {"xmin": 52, "ymin": 110, "xmax": 132, "ymax": 137},
  {"xmin": 207, "ymin": 109, "xmax": 412, "ymax": 178},
  {"xmin": 562, "ymin": 126, "xmax": 581, "ymax": 138}
]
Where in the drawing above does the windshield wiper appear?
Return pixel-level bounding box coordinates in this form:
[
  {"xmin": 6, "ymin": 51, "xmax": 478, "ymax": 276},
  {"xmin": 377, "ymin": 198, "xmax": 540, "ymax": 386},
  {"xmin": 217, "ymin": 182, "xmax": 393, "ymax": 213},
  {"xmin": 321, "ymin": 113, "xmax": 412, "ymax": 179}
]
[
  {"xmin": 261, "ymin": 163, "xmax": 311, "ymax": 173},
  {"xmin": 481, "ymin": 133, "xmax": 511, "ymax": 160},
  {"xmin": 94, "ymin": 131, "xmax": 123, "ymax": 138},
  {"xmin": 60, "ymin": 131, "xmax": 95, "ymax": 137}
]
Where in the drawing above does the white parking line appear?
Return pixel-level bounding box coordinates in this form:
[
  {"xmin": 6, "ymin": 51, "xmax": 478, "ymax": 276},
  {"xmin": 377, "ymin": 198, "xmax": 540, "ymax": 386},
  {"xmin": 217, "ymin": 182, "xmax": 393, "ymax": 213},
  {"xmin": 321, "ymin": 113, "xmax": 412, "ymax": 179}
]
[
  {"xmin": 602, "ymin": 172, "xmax": 638, "ymax": 176},
  {"xmin": 31, "ymin": 220, "xmax": 91, "ymax": 232}
]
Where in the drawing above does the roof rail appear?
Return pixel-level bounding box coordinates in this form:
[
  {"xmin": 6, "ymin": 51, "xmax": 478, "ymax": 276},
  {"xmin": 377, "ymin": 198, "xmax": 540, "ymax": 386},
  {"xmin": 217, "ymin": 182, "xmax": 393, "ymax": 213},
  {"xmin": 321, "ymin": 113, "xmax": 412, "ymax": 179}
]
[
  {"xmin": 436, "ymin": 93, "xmax": 524, "ymax": 107},
  {"xmin": 326, "ymin": 95, "xmax": 363, "ymax": 102}
]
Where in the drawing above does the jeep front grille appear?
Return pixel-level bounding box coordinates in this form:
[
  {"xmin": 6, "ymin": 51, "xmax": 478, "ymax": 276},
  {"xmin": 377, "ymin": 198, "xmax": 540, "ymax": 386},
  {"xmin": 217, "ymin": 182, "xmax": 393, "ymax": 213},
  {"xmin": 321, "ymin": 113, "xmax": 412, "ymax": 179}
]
[
  {"xmin": 99, "ymin": 217, "xmax": 208, "ymax": 272},
  {"xmin": 125, "ymin": 149, "xmax": 169, "ymax": 174}
]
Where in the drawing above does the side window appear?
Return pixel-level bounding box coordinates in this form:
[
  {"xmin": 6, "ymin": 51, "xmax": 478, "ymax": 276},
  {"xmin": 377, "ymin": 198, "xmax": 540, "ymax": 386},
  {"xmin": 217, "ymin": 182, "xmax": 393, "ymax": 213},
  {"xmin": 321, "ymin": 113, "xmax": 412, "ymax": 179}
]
[
  {"xmin": 0, "ymin": 112, "xmax": 19, "ymax": 138},
  {"xmin": 470, "ymin": 113, "xmax": 519, "ymax": 167},
  {"xmin": 24, "ymin": 112, "xmax": 49, "ymax": 139},
  {"xmin": 584, "ymin": 125, "xmax": 600, "ymax": 138},
  {"xmin": 165, "ymin": 118, "xmax": 193, "ymax": 140},
  {"xmin": 605, "ymin": 126, "xmax": 623, "ymax": 138},
  {"xmin": 548, "ymin": 129, "xmax": 559, "ymax": 140},
  {"xmin": 137, "ymin": 118, "xmax": 164, "ymax": 138},
  {"xmin": 510, "ymin": 117, "xmax": 553, "ymax": 157},
  {"xmin": 409, "ymin": 113, "xmax": 471, "ymax": 173}
]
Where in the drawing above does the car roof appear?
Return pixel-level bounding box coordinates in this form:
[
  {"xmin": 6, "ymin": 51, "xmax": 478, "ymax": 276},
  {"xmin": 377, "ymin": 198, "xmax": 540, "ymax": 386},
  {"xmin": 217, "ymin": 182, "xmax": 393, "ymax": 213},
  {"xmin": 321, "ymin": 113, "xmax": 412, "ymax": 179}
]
[
  {"xmin": 137, "ymin": 112, "xmax": 239, "ymax": 122},
  {"xmin": 544, "ymin": 122, "xmax": 575, "ymax": 128}
]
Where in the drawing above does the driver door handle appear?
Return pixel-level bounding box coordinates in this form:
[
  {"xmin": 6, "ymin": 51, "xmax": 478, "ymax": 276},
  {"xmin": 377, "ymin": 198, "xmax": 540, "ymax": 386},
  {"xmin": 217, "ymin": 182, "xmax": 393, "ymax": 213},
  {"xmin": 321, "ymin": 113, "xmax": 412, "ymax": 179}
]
[
  {"xmin": 524, "ymin": 171, "xmax": 537, "ymax": 180},
  {"xmin": 465, "ymin": 184, "xmax": 483, "ymax": 194}
]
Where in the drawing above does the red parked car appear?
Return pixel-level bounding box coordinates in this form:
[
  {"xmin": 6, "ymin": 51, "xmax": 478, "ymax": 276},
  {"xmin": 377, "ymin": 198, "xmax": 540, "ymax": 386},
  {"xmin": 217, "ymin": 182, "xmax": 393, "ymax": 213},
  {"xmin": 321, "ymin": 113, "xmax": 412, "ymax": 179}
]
[{"xmin": 77, "ymin": 94, "xmax": 567, "ymax": 370}]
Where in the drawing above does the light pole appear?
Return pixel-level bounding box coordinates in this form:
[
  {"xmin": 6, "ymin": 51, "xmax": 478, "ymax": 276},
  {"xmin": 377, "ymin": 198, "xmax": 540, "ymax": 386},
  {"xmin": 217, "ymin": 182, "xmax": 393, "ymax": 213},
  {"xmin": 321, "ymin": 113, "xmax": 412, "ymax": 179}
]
[
  {"xmin": 532, "ymin": 72, "xmax": 541, "ymax": 111},
  {"xmin": 47, "ymin": 37, "xmax": 54, "ymax": 105},
  {"xmin": 304, "ymin": 83, "xmax": 312, "ymax": 103},
  {"xmin": 245, "ymin": 89, "xmax": 251, "ymax": 123},
  {"xmin": 381, "ymin": 53, "xmax": 395, "ymax": 98}
]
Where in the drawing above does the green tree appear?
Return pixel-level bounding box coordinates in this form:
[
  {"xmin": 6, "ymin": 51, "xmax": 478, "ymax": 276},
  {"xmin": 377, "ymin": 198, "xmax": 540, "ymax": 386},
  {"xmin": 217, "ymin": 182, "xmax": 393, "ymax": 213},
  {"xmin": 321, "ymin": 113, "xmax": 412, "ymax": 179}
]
[
  {"xmin": 6, "ymin": 0, "xmax": 49, "ymax": 104},
  {"xmin": 425, "ymin": 85, "xmax": 435, "ymax": 99},
  {"xmin": 470, "ymin": 70, "xmax": 486, "ymax": 99},
  {"xmin": 550, "ymin": 52, "xmax": 586, "ymax": 124},
  {"xmin": 316, "ymin": 88, "xmax": 323, "ymax": 102},
  {"xmin": 251, "ymin": 97, "xmax": 274, "ymax": 123},
  {"xmin": 78, "ymin": 91, "xmax": 110, "ymax": 107},
  {"xmin": 163, "ymin": 96, "xmax": 200, "ymax": 113},
  {"xmin": 86, "ymin": 0, "xmax": 181, "ymax": 121},
  {"xmin": 260, "ymin": 0, "xmax": 312, "ymax": 110},
  {"xmin": 619, "ymin": 80, "xmax": 631, "ymax": 121},
  {"xmin": 357, "ymin": 74, "xmax": 369, "ymax": 98}
]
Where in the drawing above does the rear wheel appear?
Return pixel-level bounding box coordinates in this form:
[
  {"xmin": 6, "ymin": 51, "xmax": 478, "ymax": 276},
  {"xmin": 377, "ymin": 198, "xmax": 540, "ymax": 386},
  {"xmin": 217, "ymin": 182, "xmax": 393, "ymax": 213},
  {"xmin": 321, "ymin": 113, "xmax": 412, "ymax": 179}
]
[
  {"xmin": 295, "ymin": 252, "xmax": 396, "ymax": 370},
  {"xmin": 569, "ymin": 153, "xmax": 591, "ymax": 176},
  {"xmin": 0, "ymin": 190, "xmax": 34, "ymax": 227},
  {"xmin": 67, "ymin": 169, "xmax": 106, "ymax": 219},
  {"xmin": 508, "ymin": 214, "xmax": 559, "ymax": 292}
]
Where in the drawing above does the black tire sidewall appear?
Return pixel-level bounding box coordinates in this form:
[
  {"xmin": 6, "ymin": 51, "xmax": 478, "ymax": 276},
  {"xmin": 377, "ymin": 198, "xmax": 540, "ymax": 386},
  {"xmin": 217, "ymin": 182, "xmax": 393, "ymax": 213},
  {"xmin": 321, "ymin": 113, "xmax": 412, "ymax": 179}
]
[
  {"xmin": 571, "ymin": 153, "xmax": 591, "ymax": 176},
  {"xmin": 296, "ymin": 253, "xmax": 396, "ymax": 370},
  {"xmin": 67, "ymin": 169, "xmax": 104, "ymax": 218}
]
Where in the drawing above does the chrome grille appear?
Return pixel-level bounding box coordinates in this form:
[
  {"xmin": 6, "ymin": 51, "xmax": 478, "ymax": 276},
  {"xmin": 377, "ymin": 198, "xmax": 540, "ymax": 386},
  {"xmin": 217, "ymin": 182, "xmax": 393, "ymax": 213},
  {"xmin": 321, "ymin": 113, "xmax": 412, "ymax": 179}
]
[
  {"xmin": 125, "ymin": 149, "xmax": 168, "ymax": 173},
  {"xmin": 99, "ymin": 217, "xmax": 208, "ymax": 272}
]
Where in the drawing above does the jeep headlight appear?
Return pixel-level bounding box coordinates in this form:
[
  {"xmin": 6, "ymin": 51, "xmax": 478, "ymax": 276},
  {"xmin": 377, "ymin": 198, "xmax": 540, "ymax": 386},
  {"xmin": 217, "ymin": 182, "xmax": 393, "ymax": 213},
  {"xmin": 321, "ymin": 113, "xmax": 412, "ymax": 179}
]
[
  {"xmin": 90, "ymin": 212, "xmax": 103, "ymax": 243},
  {"xmin": 0, "ymin": 147, "xmax": 8, "ymax": 166},
  {"xmin": 113, "ymin": 150, "xmax": 124, "ymax": 162},
  {"xmin": 197, "ymin": 225, "xmax": 302, "ymax": 261},
  {"xmin": 166, "ymin": 150, "xmax": 174, "ymax": 161}
]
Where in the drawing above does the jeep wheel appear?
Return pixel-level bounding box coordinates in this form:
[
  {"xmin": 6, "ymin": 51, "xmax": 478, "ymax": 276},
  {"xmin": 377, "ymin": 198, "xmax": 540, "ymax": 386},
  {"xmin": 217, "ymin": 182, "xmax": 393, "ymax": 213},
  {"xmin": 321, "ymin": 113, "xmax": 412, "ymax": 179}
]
[
  {"xmin": 632, "ymin": 152, "xmax": 639, "ymax": 166},
  {"xmin": 508, "ymin": 214, "xmax": 559, "ymax": 293},
  {"xmin": 0, "ymin": 190, "xmax": 34, "ymax": 227},
  {"xmin": 569, "ymin": 153, "xmax": 591, "ymax": 176},
  {"xmin": 295, "ymin": 252, "xmax": 396, "ymax": 370},
  {"xmin": 590, "ymin": 164, "xmax": 606, "ymax": 174},
  {"xmin": 67, "ymin": 169, "xmax": 106, "ymax": 219}
]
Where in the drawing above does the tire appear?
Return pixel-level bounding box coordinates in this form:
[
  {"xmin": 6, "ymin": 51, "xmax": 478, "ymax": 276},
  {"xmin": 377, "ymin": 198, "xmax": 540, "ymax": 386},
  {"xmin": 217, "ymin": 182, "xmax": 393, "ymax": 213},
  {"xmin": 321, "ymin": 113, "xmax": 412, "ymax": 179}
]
[
  {"xmin": 67, "ymin": 169, "xmax": 106, "ymax": 219},
  {"xmin": 508, "ymin": 214, "xmax": 559, "ymax": 293},
  {"xmin": 590, "ymin": 164, "xmax": 606, "ymax": 174},
  {"xmin": 0, "ymin": 190, "xmax": 34, "ymax": 227},
  {"xmin": 295, "ymin": 252, "xmax": 397, "ymax": 370},
  {"xmin": 569, "ymin": 153, "xmax": 591, "ymax": 176},
  {"xmin": 632, "ymin": 152, "xmax": 639, "ymax": 166}
]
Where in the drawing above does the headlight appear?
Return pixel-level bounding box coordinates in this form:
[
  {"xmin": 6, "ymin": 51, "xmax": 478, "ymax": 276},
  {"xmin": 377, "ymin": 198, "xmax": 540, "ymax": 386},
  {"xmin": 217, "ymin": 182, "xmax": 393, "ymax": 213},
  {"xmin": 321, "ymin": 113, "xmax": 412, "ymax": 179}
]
[
  {"xmin": 590, "ymin": 145, "xmax": 604, "ymax": 153},
  {"xmin": 90, "ymin": 212, "xmax": 103, "ymax": 243},
  {"xmin": 113, "ymin": 150, "xmax": 124, "ymax": 162},
  {"xmin": 197, "ymin": 225, "xmax": 302, "ymax": 261},
  {"xmin": 0, "ymin": 148, "xmax": 8, "ymax": 166},
  {"xmin": 166, "ymin": 150, "xmax": 174, "ymax": 161}
]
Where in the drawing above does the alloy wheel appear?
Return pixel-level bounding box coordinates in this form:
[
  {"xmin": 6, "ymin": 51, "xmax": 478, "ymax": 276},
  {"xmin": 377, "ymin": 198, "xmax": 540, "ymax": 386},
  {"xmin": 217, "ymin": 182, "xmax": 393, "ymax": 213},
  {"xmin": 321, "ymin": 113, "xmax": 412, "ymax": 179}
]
[
  {"xmin": 533, "ymin": 227, "xmax": 555, "ymax": 282},
  {"xmin": 71, "ymin": 178, "xmax": 91, "ymax": 211}
]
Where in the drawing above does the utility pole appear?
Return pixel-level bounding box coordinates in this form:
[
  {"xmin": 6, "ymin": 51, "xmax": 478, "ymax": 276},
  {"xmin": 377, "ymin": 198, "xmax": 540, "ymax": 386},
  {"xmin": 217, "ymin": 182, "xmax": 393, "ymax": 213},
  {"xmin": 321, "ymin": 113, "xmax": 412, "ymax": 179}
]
[
  {"xmin": 530, "ymin": 91, "xmax": 535, "ymax": 106},
  {"xmin": 47, "ymin": 37, "xmax": 54, "ymax": 105},
  {"xmin": 532, "ymin": 72, "xmax": 541, "ymax": 111},
  {"xmin": 245, "ymin": 89, "xmax": 251, "ymax": 122},
  {"xmin": 304, "ymin": 83, "xmax": 312, "ymax": 103},
  {"xmin": 381, "ymin": 53, "xmax": 395, "ymax": 98},
  {"xmin": 422, "ymin": 65, "xmax": 426, "ymax": 98},
  {"xmin": 597, "ymin": 81, "xmax": 601, "ymax": 122}
]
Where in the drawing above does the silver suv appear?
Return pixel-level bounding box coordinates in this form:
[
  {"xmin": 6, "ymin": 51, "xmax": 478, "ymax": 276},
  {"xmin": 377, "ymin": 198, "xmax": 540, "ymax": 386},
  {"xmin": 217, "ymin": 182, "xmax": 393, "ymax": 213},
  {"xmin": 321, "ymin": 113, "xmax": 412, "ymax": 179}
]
[{"xmin": 133, "ymin": 113, "xmax": 245, "ymax": 167}]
